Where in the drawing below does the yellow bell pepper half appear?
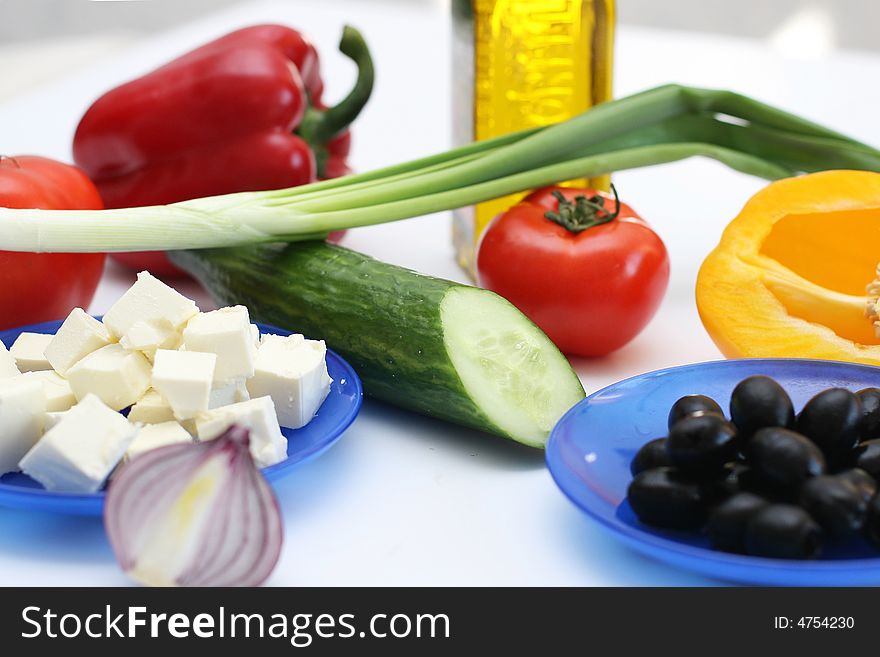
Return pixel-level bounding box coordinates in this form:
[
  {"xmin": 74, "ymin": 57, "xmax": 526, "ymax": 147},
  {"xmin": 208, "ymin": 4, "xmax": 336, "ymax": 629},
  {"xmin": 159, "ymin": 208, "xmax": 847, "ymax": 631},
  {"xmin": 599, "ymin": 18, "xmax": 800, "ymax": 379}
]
[{"xmin": 697, "ymin": 170, "xmax": 880, "ymax": 364}]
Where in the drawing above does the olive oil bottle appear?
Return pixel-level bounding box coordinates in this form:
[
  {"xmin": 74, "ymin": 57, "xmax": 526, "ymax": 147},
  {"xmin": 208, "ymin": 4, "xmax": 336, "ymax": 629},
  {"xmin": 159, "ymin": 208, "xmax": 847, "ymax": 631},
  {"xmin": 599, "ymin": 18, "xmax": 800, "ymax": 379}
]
[{"xmin": 452, "ymin": 0, "xmax": 615, "ymax": 274}]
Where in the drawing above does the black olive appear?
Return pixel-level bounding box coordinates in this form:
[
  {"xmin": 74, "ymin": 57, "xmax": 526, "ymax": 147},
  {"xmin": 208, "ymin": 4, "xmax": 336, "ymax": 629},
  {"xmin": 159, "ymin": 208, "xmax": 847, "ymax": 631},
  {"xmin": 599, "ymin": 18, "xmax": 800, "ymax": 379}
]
[
  {"xmin": 700, "ymin": 462, "xmax": 750, "ymax": 505},
  {"xmin": 631, "ymin": 438, "xmax": 671, "ymax": 476},
  {"xmin": 668, "ymin": 395, "xmax": 723, "ymax": 431},
  {"xmin": 666, "ymin": 414, "xmax": 738, "ymax": 474},
  {"xmin": 835, "ymin": 468, "xmax": 877, "ymax": 503},
  {"xmin": 729, "ymin": 465, "xmax": 767, "ymax": 496},
  {"xmin": 729, "ymin": 376, "xmax": 795, "ymax": 441},
  {"xmin": 854, "ymin": 439, "xmax": 880, "ymax": 480},
  {"xmin": 796, "ymin": 388, "xmax": 862, "ymax": 468},
  {"xmin": 627, "ymin": 467, "xmax": 707, "ymax": 530},
  {"xmin": 683, "ymin": 409, "xmax": 726, "ymax": 422},
  {"xmin": 745, "ymin": 504, "xmax": 823, "ymax": 559},
  {"xmin": 856, "ymin": 387, "xmax": 880, "ymax": 441},
  {"xmin": 749, "ymin": 427, "xmax": 826, "ymax": 494},
  {"xmin": 866, "ymin": 494, "xmax": 880, "ymax": 548},
  {"xmin": 707, "ymin": 492, "xmax": 770, "ymax": 553},
  {"xmin": 734, "ymin": 466, "xmax": 794, "ymax": 503},
  {"xmin": 799, "ymin": 475, "xmax": 867, "ymax": 538}
]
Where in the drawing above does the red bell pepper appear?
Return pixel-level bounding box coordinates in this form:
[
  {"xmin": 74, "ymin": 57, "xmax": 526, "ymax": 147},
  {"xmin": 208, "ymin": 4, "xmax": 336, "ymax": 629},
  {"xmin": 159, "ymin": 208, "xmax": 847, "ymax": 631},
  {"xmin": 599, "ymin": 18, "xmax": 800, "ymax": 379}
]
[
  {"xmin": 0, "ymin": 156, "xmax": 106, "ymax": 330},
  {"xmin": 73, "ymin": 24, "xmax": 373, "ymax": 276}
]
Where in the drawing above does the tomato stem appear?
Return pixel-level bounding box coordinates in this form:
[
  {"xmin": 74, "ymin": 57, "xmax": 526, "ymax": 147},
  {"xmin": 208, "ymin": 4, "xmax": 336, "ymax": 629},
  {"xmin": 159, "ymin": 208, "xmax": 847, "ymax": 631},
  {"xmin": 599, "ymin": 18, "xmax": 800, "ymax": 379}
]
[{"xmin": 544, "ymin": 184, "xmax": 620, "ymax": 233}]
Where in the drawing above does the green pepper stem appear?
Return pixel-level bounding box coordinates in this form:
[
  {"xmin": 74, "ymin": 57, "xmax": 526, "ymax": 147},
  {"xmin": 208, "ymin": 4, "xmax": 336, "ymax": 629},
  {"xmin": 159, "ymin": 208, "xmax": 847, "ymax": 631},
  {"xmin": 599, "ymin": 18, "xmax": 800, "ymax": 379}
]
[{"xmin": 296, "ymin": 25, "xmax": 374, "ymax": 172}]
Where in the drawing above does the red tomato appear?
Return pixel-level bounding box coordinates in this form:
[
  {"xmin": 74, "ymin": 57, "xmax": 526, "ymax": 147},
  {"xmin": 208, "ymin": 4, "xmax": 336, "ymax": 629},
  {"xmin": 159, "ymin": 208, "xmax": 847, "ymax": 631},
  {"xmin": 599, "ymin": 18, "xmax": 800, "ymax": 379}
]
[
  {"xmin": 0, "ymin": 156, "xmax": 106, "ymax": 330},
  {"xmin": 476, "ymin": 186, "xmax": 669, "ymax": 357}
]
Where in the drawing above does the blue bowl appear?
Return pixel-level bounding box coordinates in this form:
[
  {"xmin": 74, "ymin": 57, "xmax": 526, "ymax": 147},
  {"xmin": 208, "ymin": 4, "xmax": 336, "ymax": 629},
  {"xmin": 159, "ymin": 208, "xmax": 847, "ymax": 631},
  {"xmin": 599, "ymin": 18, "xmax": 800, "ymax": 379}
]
[
  {"xmin": 0, "ymin": 319, "xmax": 362, "ymax": 516},
  {"xmin": 546, "ymin": 358, "xmax": 880, "ymax": 586}
]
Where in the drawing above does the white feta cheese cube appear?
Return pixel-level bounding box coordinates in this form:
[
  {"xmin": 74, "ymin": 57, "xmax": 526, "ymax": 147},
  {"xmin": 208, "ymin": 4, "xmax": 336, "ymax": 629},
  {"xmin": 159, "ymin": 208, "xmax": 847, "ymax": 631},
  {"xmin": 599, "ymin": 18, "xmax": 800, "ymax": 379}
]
[
  {"xmin": 182, "ymin": 306, "xmax": 256, "ymax": 380},
  {"xmin": 260, "ymin": 333, "xmax": 304, "ymax": 350},
  {"xmin": 45, "ymin": 411, "xmax": 67, "ymax": 432},
  {"xmin": 103, "ymin": 271, "xmax": 199, "ymax": 338},
  {"xmin": 152, "ymin": 349, "xmax": 216, "ymax": 420},
  {"xmin": 125, "ymin": 421, "xmax": 193, "ymax": 461},
  {"xmin": 196, "ymin": 396, "xmax": 287, "ymax": 468},
  {"xmin": 250, "ymin": 324, "xmax": 261, "ymax": 348},
  {"xmin": 0, "ymin": 376, "xmax": 46, "ymax": 474},
  {"xmin": 66, "ymin": 343, "xmax": 152, "ymax": 411},
  {"xmin": 119, "ymin": 319, "xmax": 181, "ymax": 359},
  {"xmin": 23, "ymin": 371, "xmax": 76, "ymax": 412},
  {"xmin": 208, "ymin": 378, "xmax": 250, "ymax": 409},
  {"xmin": 9, "ymin": 332, "xmax": 53, "ymax": 372},
  {"xmin": 44, "ymin": 308, "xmax": 113, "ymax": 375},
  {"xmin": 0, "ymin": 341, "xmax": 20, "ymax": 379},
  {"xmin": 247, "ymin": 334, "xmax": 332, "ymax": 429},
  {"xmin": 19, "ymin": 394, "xmax": 137, "ymax": 493},
  {"xmin": 127, "ymin": 388, "xmax": 175, "ymax": 424}
]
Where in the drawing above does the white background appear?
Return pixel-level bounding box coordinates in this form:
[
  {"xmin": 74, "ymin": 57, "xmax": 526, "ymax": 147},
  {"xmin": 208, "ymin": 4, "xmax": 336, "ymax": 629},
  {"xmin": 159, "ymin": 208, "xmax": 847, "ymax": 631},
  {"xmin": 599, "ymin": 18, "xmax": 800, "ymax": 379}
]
[{"xmin": 0, "ymin": 0, "xmax": 879, "ymax": 585}]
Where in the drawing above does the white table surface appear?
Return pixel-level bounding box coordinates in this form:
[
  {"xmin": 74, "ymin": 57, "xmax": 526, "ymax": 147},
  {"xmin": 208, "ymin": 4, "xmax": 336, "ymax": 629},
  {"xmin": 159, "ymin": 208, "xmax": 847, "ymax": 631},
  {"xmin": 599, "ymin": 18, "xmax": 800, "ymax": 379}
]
[{"xmin": 1, "ymin": 0, "xmax": 879, "ymax": 586}]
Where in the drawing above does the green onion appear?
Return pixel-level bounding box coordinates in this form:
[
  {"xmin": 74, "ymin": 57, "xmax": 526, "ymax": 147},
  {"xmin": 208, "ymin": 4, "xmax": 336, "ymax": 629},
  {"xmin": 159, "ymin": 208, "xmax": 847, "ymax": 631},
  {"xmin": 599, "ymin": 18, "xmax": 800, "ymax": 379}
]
[{"xmin": 2, "ymin": 84, "xmax": 880, "ymax": 253}]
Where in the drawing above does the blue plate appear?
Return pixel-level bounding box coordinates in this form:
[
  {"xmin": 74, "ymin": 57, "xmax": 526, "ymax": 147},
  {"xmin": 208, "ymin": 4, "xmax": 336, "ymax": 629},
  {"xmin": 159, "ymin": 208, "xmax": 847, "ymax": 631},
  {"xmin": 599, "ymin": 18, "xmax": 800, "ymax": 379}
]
[
  {"xmin": 547, "ymin": 358, "xmax": 880, "ymax": 586},
  {"xmin": 0, "ymin": 319, "xmax": 362, "ymax": 516}
]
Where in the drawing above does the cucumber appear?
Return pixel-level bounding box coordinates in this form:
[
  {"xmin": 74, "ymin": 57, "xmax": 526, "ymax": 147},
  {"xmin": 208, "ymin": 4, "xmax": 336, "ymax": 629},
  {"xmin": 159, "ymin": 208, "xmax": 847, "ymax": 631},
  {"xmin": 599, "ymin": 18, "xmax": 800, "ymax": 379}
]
[{"xmin": 171, "ymin": 242, "xmax": 584, "ymax": 448}]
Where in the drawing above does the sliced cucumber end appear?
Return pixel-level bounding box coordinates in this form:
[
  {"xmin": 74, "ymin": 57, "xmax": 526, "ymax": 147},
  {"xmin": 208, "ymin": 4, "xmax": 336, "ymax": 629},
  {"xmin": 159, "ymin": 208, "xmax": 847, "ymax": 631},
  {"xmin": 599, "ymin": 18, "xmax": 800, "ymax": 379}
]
[{"xmin": 440, "ymin": 287, "xmax": 586, "ymax": 448}]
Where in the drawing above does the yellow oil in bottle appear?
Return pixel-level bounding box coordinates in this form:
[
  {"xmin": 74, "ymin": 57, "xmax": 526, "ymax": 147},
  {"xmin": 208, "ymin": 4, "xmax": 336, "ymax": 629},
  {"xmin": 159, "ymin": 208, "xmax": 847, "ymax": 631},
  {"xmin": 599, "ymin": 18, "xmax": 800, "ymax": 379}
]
[{"xmin": 452, "ymin": 0, "xmax": 615, "ymax": 275}]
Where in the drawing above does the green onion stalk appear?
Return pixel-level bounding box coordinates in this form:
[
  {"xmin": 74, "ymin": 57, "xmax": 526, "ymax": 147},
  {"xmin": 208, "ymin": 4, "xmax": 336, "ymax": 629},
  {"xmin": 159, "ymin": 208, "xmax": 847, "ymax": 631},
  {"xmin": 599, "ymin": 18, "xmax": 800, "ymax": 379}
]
[{"xmin": 2, "ymin": 84, "xmax": 880, "ymax": 253}]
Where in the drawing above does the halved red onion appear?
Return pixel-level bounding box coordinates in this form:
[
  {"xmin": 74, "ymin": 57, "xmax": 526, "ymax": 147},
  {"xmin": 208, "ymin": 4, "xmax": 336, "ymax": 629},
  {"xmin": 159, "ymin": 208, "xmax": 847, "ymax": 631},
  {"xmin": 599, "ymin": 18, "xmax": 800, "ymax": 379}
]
[{"xmin": 104, "ymin": 425, "xmax": 283, "ymax": 587}]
